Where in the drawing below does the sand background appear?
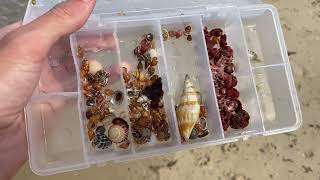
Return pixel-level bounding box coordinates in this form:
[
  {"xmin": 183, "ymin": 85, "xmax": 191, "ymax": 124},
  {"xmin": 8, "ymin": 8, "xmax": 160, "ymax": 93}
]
[{"xmin": 0, "ymin": 0, "xmax": 319, "ymax": 179}]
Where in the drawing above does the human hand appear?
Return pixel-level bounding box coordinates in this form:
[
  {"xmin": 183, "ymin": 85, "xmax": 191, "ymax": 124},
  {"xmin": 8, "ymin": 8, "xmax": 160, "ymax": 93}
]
[{"xmin": 0, "ymin": 0, "xmax": 96, "ymax": 179}]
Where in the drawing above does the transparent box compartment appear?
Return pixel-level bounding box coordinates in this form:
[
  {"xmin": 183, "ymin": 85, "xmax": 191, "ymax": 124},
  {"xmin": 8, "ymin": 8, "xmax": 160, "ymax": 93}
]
[
  {"xmin": 23, "ymin": 1, "xmax": 302, "ymax": 176},
  {"xmin": 25, "ymin": 94, "xmax": 88, "ymax": 174},
  {"xmin": 160, "ymin": 14, "xmax": 224, "ymax": 143}
]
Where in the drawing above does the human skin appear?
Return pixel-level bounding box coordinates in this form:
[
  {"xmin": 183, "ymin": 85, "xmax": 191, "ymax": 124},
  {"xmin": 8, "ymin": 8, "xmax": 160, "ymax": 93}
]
[{"xmin": 0, "ymin": 0, "xmax": 96, "ymax": 179}]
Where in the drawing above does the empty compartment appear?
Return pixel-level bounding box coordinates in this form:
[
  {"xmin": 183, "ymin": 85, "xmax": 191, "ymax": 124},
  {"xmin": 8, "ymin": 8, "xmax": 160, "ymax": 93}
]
[
  {"xmin": 25, "ymin": 95, "xmax": 87, "ymax": 175},
  {"xmin": 116, "ymin": 19, "xmax": 179, "ymax": 151},
  {"xmin": 160, "ymin": 15, "xmax": 223, "ymax": 143},
  {"xmin": 70, "ymin": 26, "xmax": 133, "ymax": 164},
  {"xmin": 201, "ymin": 7, "xmax": 264, "ymax": 137},
  {"xmin": 32, "ymin": 38, "xmax": 78, "ymax": 96},
  {"xmin": 241, "ymin": 5, "xmax": 286, "ymax": 67},
  {"xmin": 253, "ymin": 65, "xmax": 301, "ymax": 132}
]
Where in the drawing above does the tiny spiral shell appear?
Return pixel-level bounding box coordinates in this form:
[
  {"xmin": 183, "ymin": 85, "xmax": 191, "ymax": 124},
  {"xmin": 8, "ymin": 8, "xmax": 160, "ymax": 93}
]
[
  {"xmin": 108, "ymin": 125, "xmax": 127, "ymax": 143},
  {"xmin": 176, "ymin": 75, "xmax": 201, "ymax": 141}
]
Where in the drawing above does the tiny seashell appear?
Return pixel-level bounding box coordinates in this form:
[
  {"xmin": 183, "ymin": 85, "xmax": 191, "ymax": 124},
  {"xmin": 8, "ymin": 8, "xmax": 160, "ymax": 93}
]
[
  {"xmin": 137, "ymin": 95, "xmax": 149, "ymax": 103},
  {"xmin": 169, "ymin": 31, "xmax": 176, "ymax": 37},
  {"xmin": 96, "ymin": 126, "xmax": 106, "ymax": 135},
  {"xmin": 88, "ymin": 129, "xmax": 95, "ymax": 141},
  {"xmin": 112, "ymin": 117, "xmax": 129, "ymax": 130},
  {"xmin": 108, "ymin": 124, "xmax": 127, "ymax": 143},
  {"xmin": 162, "ymin": 29, "xmax": 169, "ymax": 41},
  {"xmin": 127, "ymin": 88, "xmax": 139, "ymax": 97},
  {"xmin": 146, "ymin": 33, "xmax": 154, "ymax": 41},
  {"xmin": 111, "ymin": 90, "xmax": 124, "ymax": 105},
  {"xmin": 133, "ymin": 71, "xmax": 145, "ymax": 81},
  {"xmin": 148, "ymin": 49, "xmax": 157, "ymax": 58},
  {"xmin": 176, "ymin": 75, "xmax": 201, "ymax": 141},
  {"xmin": 92, "ymin": 133, "xmax": 112, "ymax": 149},
  {"xmin": 88, "ymin": 59, "xmax": 103, "ymax": 75},
  {"xmin": 101, "ymin": 113, "xmax": 116, "ymax": 127},
  {"xmin": 78, "ymin": 46, "xmax": 85, "ymax": 58}
]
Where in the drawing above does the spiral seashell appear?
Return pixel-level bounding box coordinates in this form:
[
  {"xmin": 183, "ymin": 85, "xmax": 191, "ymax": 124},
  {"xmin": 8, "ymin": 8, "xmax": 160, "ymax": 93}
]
[
  {"xmin": 176, "ymin": 75, "xmax": 201, "ymax": 141},
  {"xmin": 108, "ymin": 125, "xmax": 127, "ymax": 143}
]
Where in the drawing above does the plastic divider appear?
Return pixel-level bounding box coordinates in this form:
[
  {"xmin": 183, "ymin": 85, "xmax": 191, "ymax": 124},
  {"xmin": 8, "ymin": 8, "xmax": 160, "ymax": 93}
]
[
  {"xmin": 116, "ymin": 19, "xmax": 181, "ymax": 152},
  {"xmin": 159, "ymin": 15, "xmax": 224, "ymax": 143},
  {"xmin": 113, "ymin": 23, "xmax": 137, "ymax": 154},
  {"xmin": 156, "ymin": 19, "xmax": 183, "ymax": 144}
]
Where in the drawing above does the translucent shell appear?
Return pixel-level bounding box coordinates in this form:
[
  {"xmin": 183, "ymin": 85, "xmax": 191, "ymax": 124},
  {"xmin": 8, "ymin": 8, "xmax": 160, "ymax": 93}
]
[{"xmin": 176, "ymin": 75, "xmax": 201, "ymax": 141}]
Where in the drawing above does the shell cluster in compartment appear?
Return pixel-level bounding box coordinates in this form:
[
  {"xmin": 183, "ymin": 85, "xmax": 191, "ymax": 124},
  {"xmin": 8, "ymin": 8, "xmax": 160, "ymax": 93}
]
[
  {"xmin": 123, "ymin": 33, "xmax": 171, "ymax": 145},
  {"xmin": 78, "ymin": 47, "xmax": 130, "ymax": 150},
  {"xmin": 204, "ymin": 27, "xmax": 250, "ymax": 131}
]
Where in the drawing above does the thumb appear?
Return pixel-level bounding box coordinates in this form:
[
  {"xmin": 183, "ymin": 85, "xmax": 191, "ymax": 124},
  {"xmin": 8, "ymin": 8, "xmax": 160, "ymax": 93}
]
[
  {"xmin": 0, "ymin": 0, "xmax": 95, "ymax": 118},
  {"xmin": 1, "ymin": 0, "xmax": 96, "ymax": 62}
]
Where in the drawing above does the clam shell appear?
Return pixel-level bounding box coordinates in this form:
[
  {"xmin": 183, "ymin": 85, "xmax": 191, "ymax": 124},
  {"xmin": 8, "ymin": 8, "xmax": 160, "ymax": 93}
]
[
  {"xmin": 108, "ymin": 125, "xmax": 127, "ymax": 143},
  {"xmin": 176, "ymin": 75, "xmax": 200, "ymax": 141}
]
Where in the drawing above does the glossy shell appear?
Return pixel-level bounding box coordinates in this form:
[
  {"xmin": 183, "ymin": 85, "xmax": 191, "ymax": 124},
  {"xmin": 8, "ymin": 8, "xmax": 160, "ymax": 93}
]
[
  {"xmin": 176, "ymin": 75, "xmax": 201, "ymax": 141},
  {"xmin": 108, "ymin": 125, "xmax": 127, "ymax": 143}
]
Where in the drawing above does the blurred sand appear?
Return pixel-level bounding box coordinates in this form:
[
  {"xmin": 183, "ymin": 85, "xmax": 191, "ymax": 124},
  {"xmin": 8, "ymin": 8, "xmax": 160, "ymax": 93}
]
[{"xmin": 0, "ymin": 0, "xmax": 319, "ymax": 179}]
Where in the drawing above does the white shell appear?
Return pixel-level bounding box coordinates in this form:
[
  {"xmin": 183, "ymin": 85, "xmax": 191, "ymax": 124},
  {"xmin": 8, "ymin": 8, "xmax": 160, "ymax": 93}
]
[
  {"xmin": 176, "ymin": 75, "xmax": 200, "ymax": 141},
  {"xmin": 148, "ymin": 49, "xmax": 157, "ymax": 58},
  {"xmin": 137, "ymin": 95, "xmax": 149, "ymax": 103},
  {"xmin": 108, "ymin": 125, "xmax": 126, "ymax": 143},
  {"xmin": 88, "ymin": 59, "xmax": 103, "ymax": 75}
]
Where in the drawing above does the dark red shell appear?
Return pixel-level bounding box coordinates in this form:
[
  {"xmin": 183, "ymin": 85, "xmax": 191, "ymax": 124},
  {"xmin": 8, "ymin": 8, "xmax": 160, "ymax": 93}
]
[
  {"xmin": 224, "ymin": 74, "xmax": 238, "ymax": 88},
  {"xmin": 220, "ymin": 34, "xmax": 227, "ymax": 47},
  {"xmin": 224, "ymin": 63, "xmax": 234, "ymax": 74},
  {"xmin": 210, "ymin": 28, "xmax": 223, "ymax": 37},
  {"xmin": 220, "ymin": 46, "xmax": 233, "ymax": 58},
  {"xmin": 230, "ymin": 109, "xmax": 250, "ymax": 129},
  {"xmin": 220, "ymin": 109, "xmax": 232, "ymax": 131},
  {"xmin": 225, "ymin": 98, "xmax": 242, "ymax": 112},
  {"xmin": 226, "ymin": 88, "xmax": 240, "ymax": 99}
]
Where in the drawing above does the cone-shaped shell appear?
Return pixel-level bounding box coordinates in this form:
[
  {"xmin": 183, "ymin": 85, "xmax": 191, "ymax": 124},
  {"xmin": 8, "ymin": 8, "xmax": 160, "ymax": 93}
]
[{"xmin": 176, "ymin": 75, "xmax": 201, "ymax": 141}]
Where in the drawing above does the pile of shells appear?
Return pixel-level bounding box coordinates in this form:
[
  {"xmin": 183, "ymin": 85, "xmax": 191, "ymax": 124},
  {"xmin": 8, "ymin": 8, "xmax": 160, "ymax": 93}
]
[
  {"xmin": 203, "ymin": 27, "xmax": 250, "ymax": 131},
  {"xmin": 162, "ymin": 25, "xmax": 193, "ymax": 41},
  {"xmin": 123, "ymin": 33, "xmax": 171, "ymax": 145},
  {"xmin": 78, "ymin": 47, "xmax": 130, "ymax": 150}
]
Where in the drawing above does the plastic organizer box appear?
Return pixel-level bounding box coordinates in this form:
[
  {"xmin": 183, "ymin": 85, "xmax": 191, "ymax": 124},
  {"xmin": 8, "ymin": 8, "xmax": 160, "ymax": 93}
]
[{"xmin": 23, "ymin": 0, "xmax": 303, "ymax": 175}]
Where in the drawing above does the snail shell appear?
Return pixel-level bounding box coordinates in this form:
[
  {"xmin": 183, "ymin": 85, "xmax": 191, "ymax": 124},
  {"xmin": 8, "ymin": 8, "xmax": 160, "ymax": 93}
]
[
  {"xmin": 108, "ymin": 125, "xmax": 127, "ymax": 143},
  {"xmin": 88, "ymin": 59, "xmax": 102, "ymax": 75},
  {"xmin": 148, "ymin": 49, "xmax": 157, "ymax": 58},
  {"xmin": 176, "ymin": 75, "xmax": 201, "ymax": 141},
  {"xmin": 133, "ymin": 71, "xmax": 145, "ymax": 81}
]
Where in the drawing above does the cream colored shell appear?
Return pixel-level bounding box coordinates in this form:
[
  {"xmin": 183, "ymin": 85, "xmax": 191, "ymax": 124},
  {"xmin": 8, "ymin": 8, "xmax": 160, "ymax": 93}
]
[
  {"xmin": 176, "ymin": 75, "xmax": 201, "ymax": 141},
  {"xmin": 88, "ymin": 59, "xmax": 102, "ymax": 75},
  {"xmin": 108, "ymin": 125, "xmax": 126, "ymax": 143}
]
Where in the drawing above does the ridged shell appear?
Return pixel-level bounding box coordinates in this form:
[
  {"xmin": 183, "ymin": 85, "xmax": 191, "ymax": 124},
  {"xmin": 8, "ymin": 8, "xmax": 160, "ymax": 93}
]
[
  {"xmin": 176, "ymin": 75, "xmax": 201, "ymax": 141},
  {"xmin": 108, "ymin": 125, "xmax": 127, "ymax": 143}
]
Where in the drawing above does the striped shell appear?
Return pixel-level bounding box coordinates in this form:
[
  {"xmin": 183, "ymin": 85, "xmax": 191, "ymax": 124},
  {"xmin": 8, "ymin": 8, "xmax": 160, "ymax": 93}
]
[{"xmin": 176, "ymin": 75, "xmax": 201, "ymax": 141}]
